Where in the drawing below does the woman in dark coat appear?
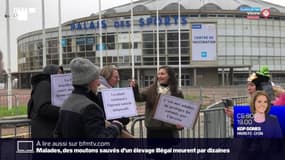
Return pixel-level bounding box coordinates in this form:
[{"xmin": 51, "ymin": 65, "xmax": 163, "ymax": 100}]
[
  {"xmin": 131, "ymin": 66, "xmax": 184, "ymax": 138},
  {"xmin": 28, "ymin": 64, "xmax": 63, "ymax": 138},
  {"xmin": 131, "ymin": 66, "xmax": 184, "ymax": 160}
]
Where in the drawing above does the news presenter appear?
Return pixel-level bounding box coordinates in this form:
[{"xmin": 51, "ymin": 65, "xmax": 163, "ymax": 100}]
[{"xmin": 247, "ymin": 91, "xmax": 283, "ymax": 138}]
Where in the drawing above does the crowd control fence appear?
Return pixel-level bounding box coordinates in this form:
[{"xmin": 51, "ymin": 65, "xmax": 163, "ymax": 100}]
[
  {"xmin": 0, "ymin": 96, "xmax": 248, "ymax": 138},
  {"xmin": 130, "ymin": 96, "xmax": 248, "ymax": 138}
]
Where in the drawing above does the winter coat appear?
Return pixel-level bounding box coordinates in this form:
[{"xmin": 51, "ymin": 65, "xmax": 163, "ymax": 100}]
[
  {"xmin": 28, "ymin": 64, "xmax": 61, "ymax": 138},
  {"xmin": 54, "ymin": 86, "xmax": 122, "ymax": 138}
]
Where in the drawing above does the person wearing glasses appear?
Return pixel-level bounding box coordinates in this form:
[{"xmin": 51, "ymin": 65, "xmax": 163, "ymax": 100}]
[{"xmin": 90, "ymin": 65, "xmax": 130, "ymax": 128}]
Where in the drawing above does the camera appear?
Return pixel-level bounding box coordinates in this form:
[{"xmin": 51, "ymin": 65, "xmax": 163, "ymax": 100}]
[{"xmin": 222, "ymin": 98, "xmax": 233, "ymax": 107}]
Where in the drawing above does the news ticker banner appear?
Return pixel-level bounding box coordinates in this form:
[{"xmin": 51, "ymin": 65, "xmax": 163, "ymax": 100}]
[
  {"xmin": 0, "ymin": 139, "xmax": 232, "ymax": 160},
  {"xmin": 1, "ymin": 139, "xmax": 285, "ymax": 160},
  {"xmin": 234, "ymin": 106, "xmax": 285, "ymax": 138}
]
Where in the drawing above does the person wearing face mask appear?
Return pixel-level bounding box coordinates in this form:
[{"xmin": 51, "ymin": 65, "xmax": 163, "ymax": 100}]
[
  {"xmin": 54, "ymin": 58, "xmax": 123, "ymax": 138},
  {"xmin": 27, "ymin": 64, "xmax": 64, "ymax": 138}
]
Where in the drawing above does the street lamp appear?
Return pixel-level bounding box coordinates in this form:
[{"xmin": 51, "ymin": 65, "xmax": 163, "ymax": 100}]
[{"xmin": 5, "ymin": 0, "xmax": 13, "ymax": 109}]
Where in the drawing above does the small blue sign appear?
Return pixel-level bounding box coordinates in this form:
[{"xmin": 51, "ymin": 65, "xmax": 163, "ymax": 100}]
[
  {"xmin": 192, "ymin": 24, "xmax": 201, "ymax": 29},
  {"xmin": 240, "ymin": 7, "xmax": 261, "ymax": 12},
  {"xmin": 201, "ymin": 51, "xmax": 207, "ymax": 58}
]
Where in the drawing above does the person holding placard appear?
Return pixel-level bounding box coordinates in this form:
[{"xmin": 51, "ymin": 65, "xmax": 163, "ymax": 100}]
[
  {"xmin": 131, "ymin": 66, "xmax": 184, "ymax": 139},
  {"xmin": 54, "ymin": 58, "xmax": 123, "ymax": 138},
  {"xmin": 27, "ymin": 64, "xmax": 64, "ymax": 138},
  {"xmin": 93, "ymin": 65, "xmax": 130, "ymax": 128},
  {"xmin": 131, "ymin": 66, "xmax": 184, "ymax": 159}
]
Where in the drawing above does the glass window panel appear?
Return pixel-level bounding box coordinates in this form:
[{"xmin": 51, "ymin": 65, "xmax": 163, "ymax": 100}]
[
  {"xmin": 124, "ymin": 56, "xmax": 130, "ymax": 63},
  {"xmin": 226, "ymin": 24, "xmax": 234, "ymax": 35},
  {"xmin": 167, "ymin": 41, "xmax": 178, "ymax": 47},
  {"xmin": 143, "ymin": 49, "xmax": 154, "ymax": 55},
  {"xmin": 112, "ymin": 57, "xmax": 117, "ymax": 63},
  {"xmin": 243, "ymin": 57, "xmax": 251, "ymax": 65},
  {"xmin": 235, "ymin": 57, "xmax": 243, "ymax": 65},
  {"xmin": 234, "ymin": 24, "xmax": 243, "ymax": 35},
  {"xmin": 143, "ymin": 34, "xmax": 154, "ymax": 41},
  {"xmin": 167, "ymin": 32, "xmax": 178, "ymax": 40},
  {"xmin": 226, "ymin": 58, "xmax": 235, "ymax": 65},
  {"xmin": 252, "ymin": 48, "xmax": 259, "ymax": 56},
  {"xmin": 143, "ymin": 42, "xmax": 154, "ymax": 48},
  {"xmin": 181, "ymin": 32, "xmax": 189, "ymax": 40}
]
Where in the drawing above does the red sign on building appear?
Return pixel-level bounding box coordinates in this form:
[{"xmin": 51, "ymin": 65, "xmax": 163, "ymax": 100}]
[{"xmin": 261, "ymin": 9, "xmax": 270, "ymax": 18}]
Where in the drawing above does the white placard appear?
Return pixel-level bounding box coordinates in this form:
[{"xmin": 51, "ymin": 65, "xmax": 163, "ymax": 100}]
[
  {"xmin": 50, "ymin": 73, "xmax": 73, "ymax": 107},
  {"xmin": 153, "ymin": 95, "xmax": 200, "ymax": 129},
  {"xmin": 101, "ymin": 87, "xmax": 138, "ymax": 120},
  {"xmin": 192, "ymin": 23, "xmax": 216, "ymax": 61}
]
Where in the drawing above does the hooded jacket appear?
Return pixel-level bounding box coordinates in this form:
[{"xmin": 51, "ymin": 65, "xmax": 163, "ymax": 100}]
[{"xmin": 28, "ymin": 64, "xmax": 62, "ymax": 138}]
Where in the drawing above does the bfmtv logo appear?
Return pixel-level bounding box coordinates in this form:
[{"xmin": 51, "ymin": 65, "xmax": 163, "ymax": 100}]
[{"xmin": 12, "ymin": 8, "xmax": 36, "ymax": 21}]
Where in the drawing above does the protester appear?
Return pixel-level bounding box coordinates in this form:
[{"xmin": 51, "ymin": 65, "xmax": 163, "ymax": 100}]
[
  {"xmin": 247, "ymin": 73, "xmax": 258, "ymax": 98},
  {"xmin": 99, "ymin": 65, "xmax": 120, "ymax": 89},
  {"xmin": 92, "ymin": 65, "xmax": 130, "ymax": 128},
  {"xmin": 28, "ymin": 64, "xmax": 64, "ymax": 138},
  {"xmin": 224, "ymin": 73, "xmax": 258, "ymax": 122},
  {"xmin": 224, "ymin": 66, "xmax": 274, "ymax": 121},
  {"xmin": 251, "ymin": 66, "xmax": 285, "ymax": 106},
  {"xmin": 130, "ymin": 66, "xmax": 184, "ymax": 159},
  {"xmin": 251, "ymin": 66, "xmax": 275, "ymax": 101},
  {"xmin": 54, "ymin": 57, "xmax": 123, "ymax": 138},
  {"xmin": 273, "ymin": 86, "xmax": 285, "ymax": 106}
]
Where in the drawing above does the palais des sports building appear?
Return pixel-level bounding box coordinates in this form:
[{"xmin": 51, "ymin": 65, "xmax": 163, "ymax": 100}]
[{"xmin": 13, "ymin": 0, "xmax": 285, "ymax": 88}]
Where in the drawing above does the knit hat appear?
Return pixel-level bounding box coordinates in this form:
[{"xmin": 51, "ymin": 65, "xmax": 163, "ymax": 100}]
[{"xmin": 69, "ymin": 57, "xmax": 100, "ymax": 85}]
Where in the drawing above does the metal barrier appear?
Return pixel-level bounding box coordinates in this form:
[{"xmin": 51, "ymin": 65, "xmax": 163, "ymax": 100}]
[
  {"xmin": 15, "ymin": 94, "xmax": 31, "ymax": 106},
  {"xmin": 230, "ymin": 96, "xmax": 248, "ymax": 106},
  {"xmin": 0, "ymin": 117, "xmax": 31, "ymax": 138},
  {"xmin": 130, "ymin": 107, "xmax": 229, "ymax": 138},
  {"xmin": 130, "ymin": 96, "xmax": 249, "ymax": 138},
  {"xmin": 0, "ymin": 94, "xmax": 18, "ymax": 108},
  {"xmin": 0, "ymin": 96, "xmax": 248, "ymax": 139}
]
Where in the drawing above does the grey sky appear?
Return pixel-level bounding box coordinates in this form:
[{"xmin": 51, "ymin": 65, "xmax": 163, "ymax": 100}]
[{"xmin": 0, "ymin": 0, "xmax": 284, "ymax": 72}]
